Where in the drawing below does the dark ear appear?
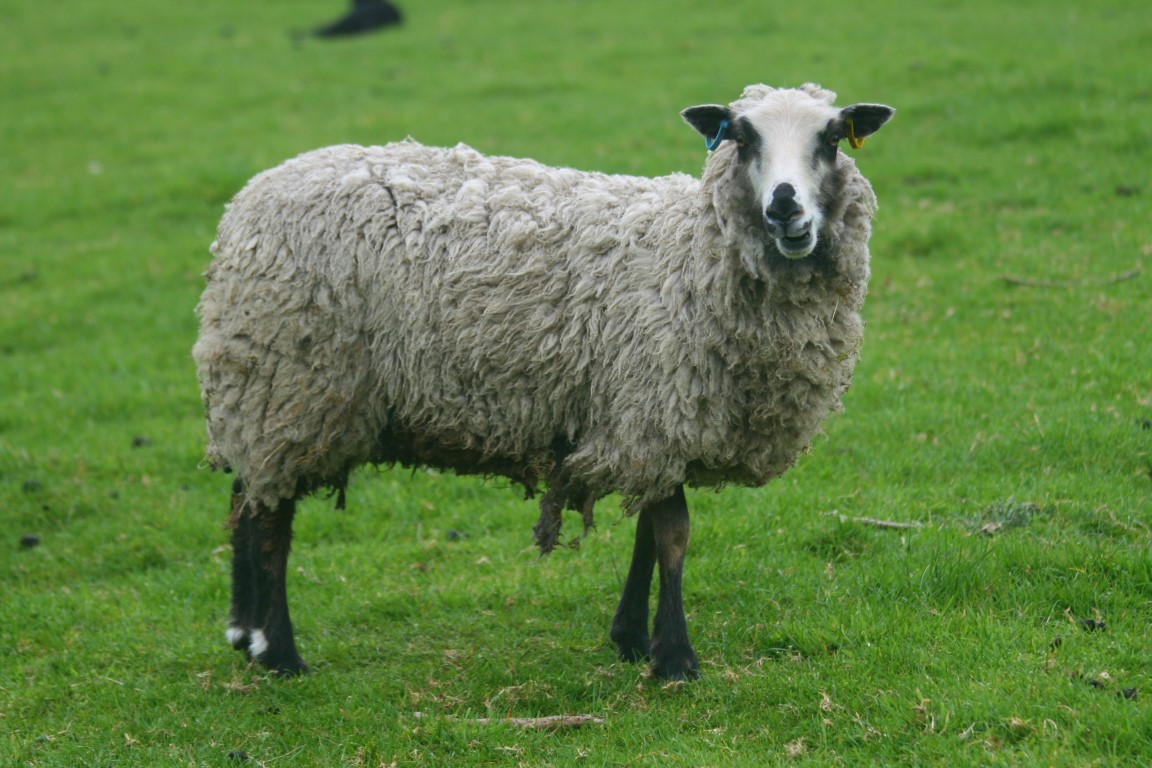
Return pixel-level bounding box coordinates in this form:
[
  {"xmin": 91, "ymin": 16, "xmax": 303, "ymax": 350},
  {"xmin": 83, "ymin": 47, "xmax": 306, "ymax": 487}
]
[
  {"xmin": 838, "ymin": 103, "xmax": 895, "ymax": 148},
  {"xmin": 681, "ymin": 104, "xmax": 735, "ymax": 149}
]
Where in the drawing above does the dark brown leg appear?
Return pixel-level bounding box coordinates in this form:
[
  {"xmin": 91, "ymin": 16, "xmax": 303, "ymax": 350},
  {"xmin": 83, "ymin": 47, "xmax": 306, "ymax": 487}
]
[
  {"xmin": 611, "ymin": 485, "xmax": 699, "ymax": 680},
  {"xmin": 226, "ymin": 484, "xmax": 307, "ymax": 675},
  {"xmin": 610, "ymin": 502, "xmax": 655, "ymax": 662}
]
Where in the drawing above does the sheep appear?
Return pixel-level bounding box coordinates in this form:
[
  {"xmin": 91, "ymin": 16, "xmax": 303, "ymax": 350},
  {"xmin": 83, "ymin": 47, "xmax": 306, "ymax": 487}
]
[{"xmin": 193, "ymin": 83, "xmax": 894, "ymax": 681}]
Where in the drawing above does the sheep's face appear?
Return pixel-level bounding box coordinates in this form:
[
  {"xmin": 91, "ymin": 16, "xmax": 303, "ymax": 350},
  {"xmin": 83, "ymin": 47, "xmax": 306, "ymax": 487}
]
[{"xmin": 683, "ymin": 86, "xmax": 893, "ymax": 259}]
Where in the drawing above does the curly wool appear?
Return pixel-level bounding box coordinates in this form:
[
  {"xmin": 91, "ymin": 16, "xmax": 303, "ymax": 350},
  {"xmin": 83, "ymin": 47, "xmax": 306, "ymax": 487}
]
[{"xmin": 193, "ymin": 116, "xmax": 877, "ymax": 523}]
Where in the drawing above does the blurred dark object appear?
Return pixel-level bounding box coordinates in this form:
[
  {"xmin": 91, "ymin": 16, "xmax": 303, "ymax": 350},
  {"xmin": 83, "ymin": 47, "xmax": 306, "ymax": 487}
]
[
  {"xmin": 315, "ymin": 0, "xmax": 403, "ymax": 38},
  {"xmin": 20, "ymin": 534, "xmax": 41, "ymax": 550}
]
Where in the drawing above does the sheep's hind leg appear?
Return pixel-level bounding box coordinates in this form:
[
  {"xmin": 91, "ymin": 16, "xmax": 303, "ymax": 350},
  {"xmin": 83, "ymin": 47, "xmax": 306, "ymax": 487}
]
[
  {"xmin": 226, "ymin": 481, "xmax": 259, "ymax": 653},
  {"xmin": 611, "ymin": 485, "xmax": 699, "ymax": 680},
  {"xmin": 610, "ymin": 503, "xmax": 655, "ymax": 663},
  {"xmin": 226, "ymin": 485, "xmax": 308, "ymax": 676}
]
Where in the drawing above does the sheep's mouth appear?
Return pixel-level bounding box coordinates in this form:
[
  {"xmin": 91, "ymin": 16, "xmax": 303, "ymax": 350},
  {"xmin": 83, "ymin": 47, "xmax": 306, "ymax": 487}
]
[{"xmin": 776, "ymin": 227, "xmax": 814, "ymax": 258}]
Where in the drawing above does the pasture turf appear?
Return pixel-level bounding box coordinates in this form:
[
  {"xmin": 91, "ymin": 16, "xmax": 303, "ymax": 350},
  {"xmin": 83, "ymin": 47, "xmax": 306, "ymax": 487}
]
[{"xmin": 2, "ymin": 0, "xmax": 1150, "ymax": 765}]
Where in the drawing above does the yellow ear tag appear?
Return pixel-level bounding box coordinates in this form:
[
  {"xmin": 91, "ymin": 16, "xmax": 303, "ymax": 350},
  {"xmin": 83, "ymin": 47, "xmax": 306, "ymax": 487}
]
[{"xmin": 846, "ymin": 117, "xmax": 865, "ymax": 149}]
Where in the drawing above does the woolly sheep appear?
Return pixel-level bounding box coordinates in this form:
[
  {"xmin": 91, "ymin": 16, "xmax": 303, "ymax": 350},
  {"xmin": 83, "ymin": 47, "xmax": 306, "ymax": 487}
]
[{"xmin": 193, "ymin": 83, "xmax": 894, "ymax": 680}]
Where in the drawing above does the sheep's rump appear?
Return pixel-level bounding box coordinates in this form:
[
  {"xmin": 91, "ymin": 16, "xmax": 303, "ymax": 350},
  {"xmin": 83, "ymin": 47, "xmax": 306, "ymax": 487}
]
[{"xmin": 194, "ymin": 141, "xmax": 868, "ymax": 510}]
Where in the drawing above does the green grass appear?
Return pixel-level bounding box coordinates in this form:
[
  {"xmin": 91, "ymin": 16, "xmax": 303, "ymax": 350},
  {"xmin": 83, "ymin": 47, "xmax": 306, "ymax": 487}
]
[{"xmin": 2, "ymin": 0, "xmax": 1151, "ymax": 764}]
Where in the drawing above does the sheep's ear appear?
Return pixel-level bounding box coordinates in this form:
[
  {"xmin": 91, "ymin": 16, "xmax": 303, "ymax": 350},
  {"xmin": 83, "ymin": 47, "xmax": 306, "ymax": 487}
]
[
  {"xmin": 681, "ymin": 105, "xmax": 735, "ymax": 150},
  {"xmin": 837, "ymin": 103, "xmax": 895, "ymax": 149}
]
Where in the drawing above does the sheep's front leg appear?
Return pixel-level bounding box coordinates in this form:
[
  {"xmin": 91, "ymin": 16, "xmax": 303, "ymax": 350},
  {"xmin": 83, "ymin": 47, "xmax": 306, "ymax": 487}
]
[
  {"xmin": 611, "ymin": 485, "xmax": 700, "ymax": 680},
  {"xmin": 648, "ymin": 486, "xmax": 699, "ymax": 679},
  {"xmin": 226, "ymin": 485, "xmax": 308, "ymax": 676}
]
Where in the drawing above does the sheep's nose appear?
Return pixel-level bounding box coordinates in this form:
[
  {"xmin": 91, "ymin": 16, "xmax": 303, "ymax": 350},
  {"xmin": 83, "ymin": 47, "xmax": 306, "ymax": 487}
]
[{"xmin": 765, "ymin": 184, "xmax": 804, "ymax": 231}]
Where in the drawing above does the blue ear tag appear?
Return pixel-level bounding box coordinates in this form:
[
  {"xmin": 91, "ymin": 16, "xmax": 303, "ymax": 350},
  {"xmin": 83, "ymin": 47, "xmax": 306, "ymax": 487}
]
[{"xmin": 706, "ymin": 119, "xmax": 729, "ymax": 151}]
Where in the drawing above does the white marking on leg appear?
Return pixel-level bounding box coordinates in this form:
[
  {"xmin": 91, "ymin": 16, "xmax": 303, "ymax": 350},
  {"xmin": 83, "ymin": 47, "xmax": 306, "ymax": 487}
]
[
  {"xmin": 248, "ymin": 629, "xmax": 269, "ymax": 660},
  {"xmin": 226, "ymin": 625, "xmax": 246, "ymax": 647}
]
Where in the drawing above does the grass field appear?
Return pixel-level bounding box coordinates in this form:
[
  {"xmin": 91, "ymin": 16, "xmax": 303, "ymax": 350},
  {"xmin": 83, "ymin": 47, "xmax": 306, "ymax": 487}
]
[{"xmin": 2, "ymin": 0, "xmax": 1151, "ymax": 765}]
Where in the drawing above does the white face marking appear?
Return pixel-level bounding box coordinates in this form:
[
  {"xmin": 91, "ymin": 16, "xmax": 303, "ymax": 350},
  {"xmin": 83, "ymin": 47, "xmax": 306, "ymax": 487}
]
[
  {"xmin": 248, "ymin": 629, "xmax": 269, "ymax": 659},
  {"xmin": 738, "ymin": 91, "xmax": 841, "ymax": 258}
]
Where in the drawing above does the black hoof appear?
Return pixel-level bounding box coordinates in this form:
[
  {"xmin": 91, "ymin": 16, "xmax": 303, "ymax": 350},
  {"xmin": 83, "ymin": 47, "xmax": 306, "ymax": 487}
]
[
  {"xmin": 652, "ymin": 662, "xmax": 701, "ymax": 681},
  {"xmin": 250, "ymin": 646, "xmax": 309, "ymax": 676},
  {"xmin": 612, "ymin": 632, "xmax": 652, "ymax": 663},
  {"xmin": 267, "ymin": 656, "xmax": 309, "ymax": 677},
  {"xmin": 650, "ymin": 643, "xmax": 700, "ymax": 681},
  {"xmin": 255, "ymin": 640, "xmax": 309, "ymax": 677},
  {"xmin": 229, "ymin": 626, "xmax": 307, "ymax": 675}
]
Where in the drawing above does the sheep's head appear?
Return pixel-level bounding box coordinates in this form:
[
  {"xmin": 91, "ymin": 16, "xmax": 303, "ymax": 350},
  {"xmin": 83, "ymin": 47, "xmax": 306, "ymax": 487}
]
[{"xmin": 683, "ymin": 84, "xmax": 894, "ymax": 259}]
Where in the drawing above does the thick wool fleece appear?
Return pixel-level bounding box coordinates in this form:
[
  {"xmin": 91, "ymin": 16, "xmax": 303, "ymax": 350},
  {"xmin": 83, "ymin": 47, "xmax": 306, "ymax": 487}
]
[{"xmin": 194, "ymin": 119, "xmax": 876, "ymax": 519}]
